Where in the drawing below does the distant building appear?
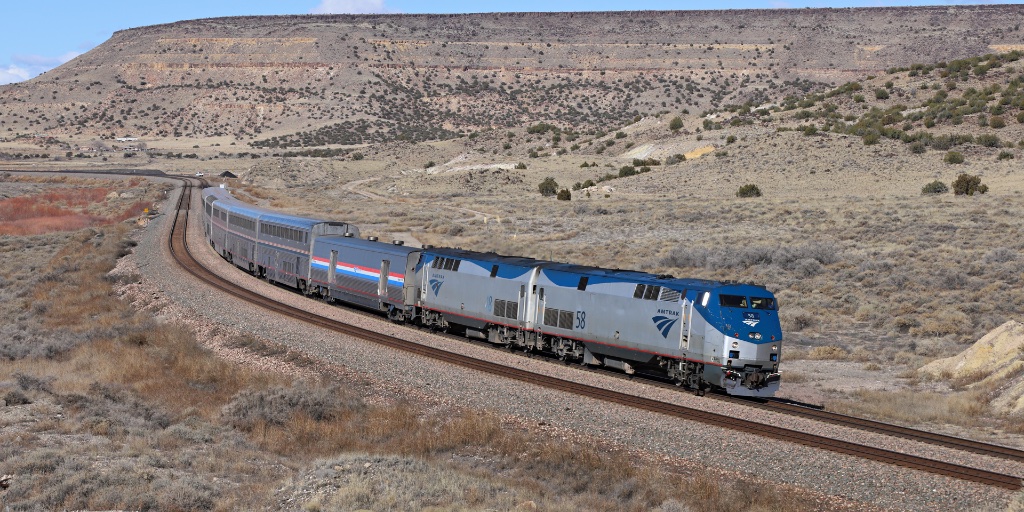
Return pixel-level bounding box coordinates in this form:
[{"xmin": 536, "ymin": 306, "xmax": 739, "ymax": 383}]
[
  {"xmin": 219, "ymin": 171, "xmax": 238, "ymax": 179},
  {"xmin": 116, "ymin": 137, "xmax": 138, "ymax": 142}
]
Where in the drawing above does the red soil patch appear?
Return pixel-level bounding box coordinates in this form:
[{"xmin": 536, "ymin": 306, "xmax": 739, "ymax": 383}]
[{"xmin": 0, "ymin": 188, "xmax": 151, "ymax": 235}]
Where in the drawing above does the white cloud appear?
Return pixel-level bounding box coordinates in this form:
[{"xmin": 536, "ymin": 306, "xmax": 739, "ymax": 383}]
[
  {"xmin": 310, "ymin": 0, "xmax": 396, "ymax": 14},
  {"xmin": 0, "ymin": 65, "xmax": 32, "ymax": 86},
  {"xmin": 0, "ymin": 51, "xmax": 84, "ymax": 85}
]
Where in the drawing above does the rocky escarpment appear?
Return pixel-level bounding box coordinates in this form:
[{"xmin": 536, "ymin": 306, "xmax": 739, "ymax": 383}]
[{"xmin": 1, "ymin": 6, "xmax": 1022, "ymax": 143}]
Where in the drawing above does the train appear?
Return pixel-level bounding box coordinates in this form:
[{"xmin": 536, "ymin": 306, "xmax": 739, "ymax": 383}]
[{"xmin": 201, "ymin": 185, "xmax": 783, "ymax": 397}]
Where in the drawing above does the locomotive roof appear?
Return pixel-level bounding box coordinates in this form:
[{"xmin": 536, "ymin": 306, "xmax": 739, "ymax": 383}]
[{"xmin": 539, "ymin": 261, "xmax": 726, "ymax": 291}]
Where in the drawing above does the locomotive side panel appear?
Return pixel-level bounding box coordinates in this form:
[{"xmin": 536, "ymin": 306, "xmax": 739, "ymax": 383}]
[{"xmin": 420, "ymin": 252, "xmax": 534, "ymax": 331}]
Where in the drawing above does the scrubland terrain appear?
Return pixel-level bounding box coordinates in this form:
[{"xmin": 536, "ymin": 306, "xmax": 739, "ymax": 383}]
[
  {"xmin": 0, "ymin": 174, "xmax": 822, "ymax": 510},
  {"xmin": 3, "ymin": 5, "xmax": 1024, "ymax": 510}
]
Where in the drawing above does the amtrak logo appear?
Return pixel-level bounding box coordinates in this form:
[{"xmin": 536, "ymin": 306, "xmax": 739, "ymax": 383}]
[
  {"xmin": 429, "ymin": 279, "xmax": 444, "ymax": 296},
  {"xmin": 743, "ymin": 312, "xmax": 760, "ymax": 327},
  {"xmin": 652, "ymin": 315, "xmax": 679, "ymax": 338}
]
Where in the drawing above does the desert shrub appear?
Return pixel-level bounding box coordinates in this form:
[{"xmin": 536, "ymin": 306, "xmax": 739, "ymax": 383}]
[
  {"xmin": 618, "ymin": 165, "xmax": 637, "ymax": 178},
  {"xmin": 581, "ymin": 179, "xmax": 595, "ymax": 188},
  {"xmin": 998, "ymin": 150, "xmax": 1015, "ymax": 160},
  {"xmin": 853, "ymin": 94, "xmax": 865, "ymax": 102},
  {"xmin": 944, "ymin": 151, "xmax": 964, "ymax": 164},
  {"xmin": 615, "ymin": 131, "xmax": 627, "ymax": 139},
  {"xmin": 538, "ymin": 177, "xmax": 558, "ymax": 196},
  {"xmin": 726, "ymin": 135, "xmax": 737, "ymax": 144},
  {"xmin": 874, "ymin": 88, "xmax": 890, "ymax": 100},
  {"xmin": 951, "ymin": 173, "xmax": 988, "ymax": 195},
  {"xmin": 736, "ymin": 184, "xmax": 761, "ymax": 198},
  {"xmin": 990, "ymin": 115, "xmax": 1006, "ymax": 129},
  {"xmin": 351, "ymin": 152, "xmax": 364, "ymax": 160},
  {"xmin": 983, "ymin": 247, "xmax": 1017, "ymax": 264},
  {"xmin": 556, "ymin": 189, "xmax": 571, "ymax": 201},
  {"xmin": 782, "ymin": 308, "xmax": 815, "ymax": 332},
  {"xmin": 669, "ymin": 116, "xmax": 684, "ymax": 132},
  {"xmin": 921, "ymin": 180, "xmax": 949, "ymax": 195},
  {"xmin": 808, "ymin": 345, "xmax": 849, "ymax": 360},
  {"xmin": 221, "ymin": 383, "xmax": 360, "ymax": 431},
  {"xmin": 514, "ymin": 162, "xmax": 527, "ymax": 169},
  {"xmin": 909, "ymin": 141, "xmax": 926, "ymax": 154},
  {"xmin": 424, "ymin": 161, "xmax": 436, "ymax": 169},
  {"xmin": 4, "ymin": 389, "xmax": 30, "ymax": 405},
  {"xmin": 976, "ymin": 134, "xmax": 1001, "ymax": 148},
  {"xmin": 665, "ymin": 153, "xmax": 686, "ymax": 165},
  {"xmin": 862, "ymin": 131, "xmax": 880, "ymax": 145}
]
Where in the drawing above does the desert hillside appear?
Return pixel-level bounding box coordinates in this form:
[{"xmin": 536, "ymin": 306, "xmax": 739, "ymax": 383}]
[{"xmin": 0, "ymin": 6, "xmax": 1022, "ymax": 145}]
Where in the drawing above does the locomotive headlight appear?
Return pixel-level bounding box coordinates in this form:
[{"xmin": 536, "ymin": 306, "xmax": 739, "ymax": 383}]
[
  {"xmin": 731, "ymin": 341, "xmax": 739, "ymax": 348},
  {"xmin": 748, "ymin": 332, "xmax": 762, "ymax": 340},
  {"xmin": 772, "ymin": 345, "xmax": 778, "ymax": 351}
]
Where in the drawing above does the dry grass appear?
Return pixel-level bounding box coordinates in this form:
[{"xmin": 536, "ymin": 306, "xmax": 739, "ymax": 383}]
[{"xmin": 825, "ymin": 389, "xmax": 989, "ymax": 427}]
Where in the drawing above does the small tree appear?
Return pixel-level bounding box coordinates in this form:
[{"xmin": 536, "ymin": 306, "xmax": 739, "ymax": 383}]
[
  {"xmin": 556, "ymin": 188, "xmax": 571, "ymax": 201},
  {"xmin": 669, "ymin": 116, "xmax": 684, "ymax": 133},
  {"xmin": 921, "ymin": 180, "xmax": 949, "ymax": 195},
  {"xmin": 944, "ymin": 151, "xmax": 965, "ymax": 164},
  {"xmin": 538, "ymin": 177, "xmax": 558, "ymax": 196},
  {"xmin": 951, "ymin": 173, "xmax": 988, "ymax": 196},
  {"xmin": 737, "ymin": 184, "xmax": 762, "ymax": 198}
]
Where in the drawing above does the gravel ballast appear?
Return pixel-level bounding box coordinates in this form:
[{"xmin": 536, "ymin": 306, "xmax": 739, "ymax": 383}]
[{"xmin": 119, "ymin": 180, "xmax": 1019, "ymax": 511}]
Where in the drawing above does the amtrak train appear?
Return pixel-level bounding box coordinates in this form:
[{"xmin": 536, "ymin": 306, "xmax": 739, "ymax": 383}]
[{"xmin": 201, "ymin": 186, "xmax": 782, "ymax": 397}]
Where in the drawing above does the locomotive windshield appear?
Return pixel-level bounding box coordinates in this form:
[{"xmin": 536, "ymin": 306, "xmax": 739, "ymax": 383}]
[
  {"xmin": 719, "ymin": 294, "xmax": 747, "ymax": 308},
  {"xmin": 751, "ymin": 297, "xmax": 776, "ymax": 310}
]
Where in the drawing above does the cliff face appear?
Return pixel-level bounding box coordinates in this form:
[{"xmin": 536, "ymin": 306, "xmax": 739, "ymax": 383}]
[{"xmin": 1, "ymin": 6, "xmax": 1021, "ymax": 143}]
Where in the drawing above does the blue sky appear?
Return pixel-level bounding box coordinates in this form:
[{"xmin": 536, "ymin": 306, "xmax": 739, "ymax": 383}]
[{"xmin": 0, "ymin": 1, "xmax": 1013, "ymax": 85}]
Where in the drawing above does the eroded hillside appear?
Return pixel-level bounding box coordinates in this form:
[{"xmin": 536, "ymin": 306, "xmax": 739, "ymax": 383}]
[{"xmin": 1, "ymin": 6, "xmax": 1022, "ymax": 146}]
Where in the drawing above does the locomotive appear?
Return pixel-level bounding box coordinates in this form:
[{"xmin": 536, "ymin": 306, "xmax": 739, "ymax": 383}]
[{"xmin": 202, "ymin": 186, "xmax": 783, "ymax": 397}]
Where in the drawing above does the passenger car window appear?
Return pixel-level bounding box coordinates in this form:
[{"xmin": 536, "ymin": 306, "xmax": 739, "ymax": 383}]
[
  {"xmin": 751, "ymin": 297, "xmax": 776, "ymax": 310},
  {"xmin": 719, "ymin": 294, "xmax": 748, "ymax": 308}
]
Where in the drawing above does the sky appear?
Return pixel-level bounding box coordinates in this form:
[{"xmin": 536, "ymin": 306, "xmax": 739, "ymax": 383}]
[{"xmin": 0, "ymin": 0, "xmax": 1014, "ymax": 85}]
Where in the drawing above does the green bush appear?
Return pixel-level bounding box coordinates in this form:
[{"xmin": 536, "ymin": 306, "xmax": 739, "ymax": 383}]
[
  {"xmin": 909, "ymin": 141, "xmax": 926, "ymax": 154},
  {"xmin": 863, "ymin": 132, "xmax": 880, "ymax": 145},
  {"xmin": 615, "ymin": 131, "xmax": 627, "ymax": 139},
  {"xmin": 944, "ymin": 151, "xmax": 965, "ymax": 164},
  {"xmin": 875, "ymin": 89, "xmax": 890, "ymax": 100},
  {"xmin": 736, "ymin": 184, "xmax": 762, "ymax": 198},
  {"xmin": 921, "ymin": 180, "xmax": 949, "ymax": 195},
  {"xmin": 976, "ymin": 134, "xmax": 1002, "ymax": 148},
  {"xmin": 556, "ymin": 188, "xmax": 571, "ymax": 201},
  {"xmin": 951, "ymin": 173, "xmax": 988, "ymax": 195},
  {"xmin": 538, "ymin": 177, "xmax": 558, "ymax": 196},
  {"xmin": 618, "ymin": 165, "xmax": 638, "ymax": 177},
  {"xmin": 990, "ymin": 116, "xmax": 1006, "ymax": 129},
  {"xmin": 726, "ymin": 135, "xmax": 737, "ymax": 144},
  {"xmin": 998, "ymin": 151, "xmax": 1015, "ymax": 160},
  {"xmin": 665, "ymin": 154, "xmax": 686, "ymax": 165},
  {"xmin": 424, "ymin": 161, "xmax": 436, "ymax": 169},
  {"xmin": 853, "ymin": 94, "xmax": 865, "ymax": 103},
  {"xmin": 669, "ymin": 116, "xmax": 684, "ymax": 132}
]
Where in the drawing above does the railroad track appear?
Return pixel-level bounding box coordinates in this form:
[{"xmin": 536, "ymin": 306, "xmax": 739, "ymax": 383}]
[{"xmin": 167, "ymin": 180, "xmax": 1023, "ymax": 491}]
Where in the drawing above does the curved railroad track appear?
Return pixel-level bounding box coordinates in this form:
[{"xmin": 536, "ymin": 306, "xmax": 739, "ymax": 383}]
[{"xmin": 167, "ymin": 179, "xmax": 1023, "ymax": 491}]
